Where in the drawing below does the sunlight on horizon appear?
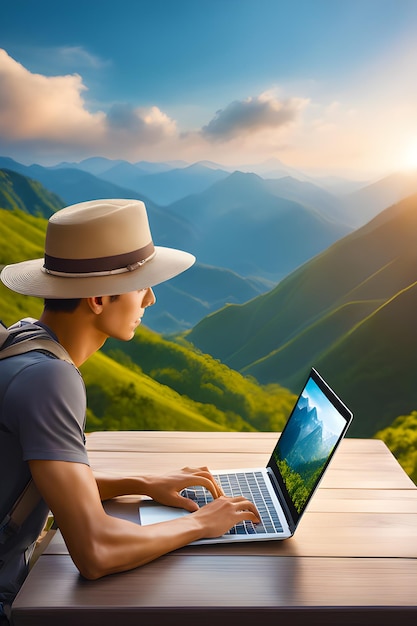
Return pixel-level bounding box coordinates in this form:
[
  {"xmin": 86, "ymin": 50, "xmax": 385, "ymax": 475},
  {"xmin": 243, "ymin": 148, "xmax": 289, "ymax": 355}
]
[{"xmin": 401, "ymin": 139, "xmax": 417, "ymax": 171}]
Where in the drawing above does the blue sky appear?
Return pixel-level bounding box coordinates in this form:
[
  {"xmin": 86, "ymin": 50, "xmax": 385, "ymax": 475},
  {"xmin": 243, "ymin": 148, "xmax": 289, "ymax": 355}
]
[{"xmin": 1, "ymin": 0, "xmax": 417, "ymax": 177}]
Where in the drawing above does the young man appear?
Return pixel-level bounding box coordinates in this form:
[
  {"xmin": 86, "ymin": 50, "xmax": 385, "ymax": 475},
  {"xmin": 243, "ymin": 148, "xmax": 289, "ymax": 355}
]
[{"xmin": 0, "ymin": 199, "xmax": 259, "ymax": 621}]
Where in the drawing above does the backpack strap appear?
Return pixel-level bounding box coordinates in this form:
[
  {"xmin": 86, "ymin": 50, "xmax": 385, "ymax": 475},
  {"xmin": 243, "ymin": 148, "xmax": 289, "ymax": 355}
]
[
  {"xmin": 0, "ymin": 322, "xmax": 9, "ymax": 348},
  {"xmin": 0, "ymin": 320, "xmax": 74, "ymax": 366},
  {"xmin": 0, "ymin": 481, "xmax": 42, "ymax": 545},
  {"xmin": 0, "ymin": 320, "xmax": 75, "ymax": 545}
]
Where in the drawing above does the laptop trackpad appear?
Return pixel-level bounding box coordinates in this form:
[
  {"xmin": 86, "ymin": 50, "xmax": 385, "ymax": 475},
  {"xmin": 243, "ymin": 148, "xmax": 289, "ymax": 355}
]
[{"xmin": 139, "ymin": 501, "xmax": 190, "ymax": 526}]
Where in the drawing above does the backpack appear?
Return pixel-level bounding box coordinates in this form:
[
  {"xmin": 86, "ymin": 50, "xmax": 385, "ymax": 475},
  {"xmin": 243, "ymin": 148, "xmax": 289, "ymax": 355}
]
[
  {"xmin": 0, "ymin": 319, "xmax": 73, "ymax": 365},
  {"xmin": 0, "ymin": 319, "xmax": 74, "ymax": 546}
]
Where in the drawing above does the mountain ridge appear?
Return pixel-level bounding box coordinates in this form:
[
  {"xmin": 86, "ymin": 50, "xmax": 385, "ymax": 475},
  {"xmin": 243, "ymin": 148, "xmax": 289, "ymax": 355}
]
[
  {"xmin": 0, "ymin": 156, "xmax": 354, "ymax": 308},
  {"xmin": 187, "ymin": 192, "xmax": 417, "ymax": 437}
]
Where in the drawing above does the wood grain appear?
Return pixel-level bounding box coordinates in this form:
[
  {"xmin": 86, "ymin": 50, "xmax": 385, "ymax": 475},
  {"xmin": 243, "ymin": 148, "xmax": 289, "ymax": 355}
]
[{"xmin": 12, "ymin": 432, "xmax": 417, "ymax": 625}]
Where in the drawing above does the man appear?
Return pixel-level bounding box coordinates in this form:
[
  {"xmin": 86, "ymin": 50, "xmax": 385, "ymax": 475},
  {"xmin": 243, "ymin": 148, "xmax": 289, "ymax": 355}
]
[{"xmin": 0, "ymin": 199, "xmax": 259, "ymax": 621}]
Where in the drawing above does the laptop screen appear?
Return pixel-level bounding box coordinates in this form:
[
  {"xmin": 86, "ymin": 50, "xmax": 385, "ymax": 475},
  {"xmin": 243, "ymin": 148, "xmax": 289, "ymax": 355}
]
[{"xmin": 268, "ymin": 368, "xmax": 352, "ymax": 528}]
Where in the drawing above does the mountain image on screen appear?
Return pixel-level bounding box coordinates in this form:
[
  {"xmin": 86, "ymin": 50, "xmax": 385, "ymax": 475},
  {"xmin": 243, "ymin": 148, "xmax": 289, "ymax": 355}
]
[{"xmin": 273, "ymin": 391, "xmax": 339, "ymax": 513}]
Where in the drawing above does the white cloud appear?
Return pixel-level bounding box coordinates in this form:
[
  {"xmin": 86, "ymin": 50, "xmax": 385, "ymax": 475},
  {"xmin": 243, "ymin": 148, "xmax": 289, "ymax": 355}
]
[
  {"xmin": 0, "ymin": 49, "xmax": 177, "ymax": 160},
  {"xmin": 0, "ymin": 49, "xmax": 103, "ymax": 141}
]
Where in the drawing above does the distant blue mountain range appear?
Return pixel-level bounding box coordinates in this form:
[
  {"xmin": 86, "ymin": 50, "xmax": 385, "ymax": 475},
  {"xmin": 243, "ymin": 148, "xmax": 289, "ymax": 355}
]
[{"xmin": 2, "ymin": 155, "xmax": 417, "ymax": 334}]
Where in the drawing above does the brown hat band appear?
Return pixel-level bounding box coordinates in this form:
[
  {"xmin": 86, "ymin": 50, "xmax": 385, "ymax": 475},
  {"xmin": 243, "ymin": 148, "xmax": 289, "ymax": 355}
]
[{"xmin": 43, "ymin": 241, "xmax": 155, "ymax": 277}]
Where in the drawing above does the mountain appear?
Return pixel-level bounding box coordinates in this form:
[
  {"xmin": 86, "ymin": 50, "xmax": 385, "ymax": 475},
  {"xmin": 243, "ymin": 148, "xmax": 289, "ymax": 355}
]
[
  {"xmin": 186, "ymin": 192, "xmax": 417, "ymax": 437},
  {"xmin": 235, "ymin": 157, "xmax": 314, "ymax": 181},
  {"xmin": 0, "ymin": 169, "xmax": 63, "ymax": 218},
  {"xmin": 134, "ymin": 160, "xmax": 189, "ymax": 173},
  {"xmin": 54, "ymin": 156, "xmax": 189, "ymax": 176},
  {"xmin": 54, "ymin": 156, "xmax": 133, "ymax": 176},
  {"xmin": 280, "ymin": 393, "xmax": 339, "ymax": 471},
  {"xmin": 343, "ymin": 169, "xmax": 417, "ymax": 227},
  {"xmin": 8, "ymin": 157, "xmax": 417, "ymax": 284},
  {"xmin": 263, "ymin": 176, "xmax": 354, "ymax": 228},
  {"xmin": 5, "ymin": 156, "xmax": 417, "ymax": 348},
  {"xmin": 57, "ymin": 156, "xmax": 188, "ymax": 176},
  {"xmin": 0, "ymin": 170, "xmax": 268, "ymax": 333},
  {"xmin": 0, "ymin": 156, "xmax": 353, "ymax": 284},
  {"xmin": 169, "ymin": 170, "xmax": 352, "ymax": 281},
  {"xmin": 0, "ymin": 156, "xmax": 144, "ymax": 206},
  {"xmin": 97, "ymin": 162, "xmax": 230, "ymax": 205},
  {"xmin": 93, "ymin": 160, "xmax": 153, "ymax": 189},
  {"xmin": 55, "ymin": 158, "xmax": 229, "ymax": 204},
  {"xmin": 145, "ymin": 263, "xmax": 269, "ymax": 333},
  {"xmin": 314, "ymin": 174, "xmax": 369, "ymax": 195}
]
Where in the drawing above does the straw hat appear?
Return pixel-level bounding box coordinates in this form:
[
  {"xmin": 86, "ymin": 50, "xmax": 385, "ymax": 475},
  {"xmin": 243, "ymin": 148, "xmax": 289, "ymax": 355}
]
[{"xmin": 0, "ymin": 199, "xmax": 195, "ymax": 298}]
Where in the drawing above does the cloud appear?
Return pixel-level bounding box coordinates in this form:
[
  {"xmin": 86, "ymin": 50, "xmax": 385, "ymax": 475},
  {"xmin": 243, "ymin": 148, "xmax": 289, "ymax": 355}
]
[
  {"xmin": 0, "ymin": 48, "xmax": 367, "ymax": 174},
  {"xmin": 106, "ymin": 103, "xmax": 177, "ymax": 142},
  {"xmin": 0, "ymin": 48, "xmax": 103, "ymax": 141},
  {"xmin": 0, "ymin": 49, "xmax": 177, "ymax": 160},
  {"xmin": 201, "ymin": 92, "xmax": 308, "ymax": 142},
  {"xmin": 55, "ymin": 46, "xmax": 110, "ymax": 69},
  {"xmin": 4, "ymin": 48, "xmax": 308, "ymax": 164}
]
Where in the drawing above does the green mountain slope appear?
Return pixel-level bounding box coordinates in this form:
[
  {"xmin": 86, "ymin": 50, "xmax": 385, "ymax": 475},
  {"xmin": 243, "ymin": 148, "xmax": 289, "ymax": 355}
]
[
  {"xmin": 0, "ymin": 168, "xmax": 63, "ymax": 217},
  {"xmin": 187, "ymin": 193, "xmax": 417, "ymax": 437},
  {"xmin": 80, "ymin": 351, "xmax": 232, "ymax": 432},
  {"xmin": 102, "ymin": 327, "xmax": 295, "ymax": 432},
  {"xmin": 313, "ymin": 280, "xmax": 417, "ymax": 435},
  {"xmin": 0, "ymin": 209, "xmax": 46, "ymax": 321}
]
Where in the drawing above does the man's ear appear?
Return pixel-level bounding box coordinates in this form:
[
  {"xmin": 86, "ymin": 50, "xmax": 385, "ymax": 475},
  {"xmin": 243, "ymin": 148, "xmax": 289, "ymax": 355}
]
[{"xmin": 87, "ymin": 296, "xmax": 103, "ymax": 314}]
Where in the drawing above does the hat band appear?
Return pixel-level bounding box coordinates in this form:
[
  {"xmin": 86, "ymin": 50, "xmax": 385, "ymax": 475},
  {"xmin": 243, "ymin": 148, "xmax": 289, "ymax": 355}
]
[{"xmin": 43, "ymin": 242, "xmax": 155, "ymax": 278}]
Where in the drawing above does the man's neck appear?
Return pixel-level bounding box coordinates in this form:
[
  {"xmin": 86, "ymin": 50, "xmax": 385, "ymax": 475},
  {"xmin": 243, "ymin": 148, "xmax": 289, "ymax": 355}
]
[{"xmin": 39, "ymin": 307, "xmax": 106, "ymax": 367}]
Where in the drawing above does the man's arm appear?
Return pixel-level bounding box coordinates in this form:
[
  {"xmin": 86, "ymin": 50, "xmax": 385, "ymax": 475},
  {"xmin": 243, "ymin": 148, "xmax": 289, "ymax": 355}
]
[
  {"xmin": 29, "ymin": 459, "xmax": 259, "ymax": 580},
  {"xmin": 94, "ymin": 466, "xmax": 224, "ymax": 512}
]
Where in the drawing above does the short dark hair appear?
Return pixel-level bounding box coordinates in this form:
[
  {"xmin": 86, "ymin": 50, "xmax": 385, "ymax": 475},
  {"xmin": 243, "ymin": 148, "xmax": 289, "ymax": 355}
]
[
  {"xmin": 43, "ymin": 295, "xmax": 120, "ymax": 312},
  {"xmin": 43, "ymin": 298, "xmax": 82, "ymax": 312}
]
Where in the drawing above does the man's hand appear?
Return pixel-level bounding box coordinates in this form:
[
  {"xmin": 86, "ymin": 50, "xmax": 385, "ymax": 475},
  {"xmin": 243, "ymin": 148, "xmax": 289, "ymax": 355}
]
[
  {"xmin": 191, "ymin": 495, "xmax": 260, "ymax": 538},
  {"xmin": 144, "ymin": 466, "xmax": 224, "ymax": 512}
]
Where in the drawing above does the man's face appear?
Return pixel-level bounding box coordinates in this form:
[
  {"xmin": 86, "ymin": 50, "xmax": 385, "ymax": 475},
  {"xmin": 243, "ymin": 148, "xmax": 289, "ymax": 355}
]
[{"xmin": 94, "ymin": 288, "xmax": 155, "ymax": 341}]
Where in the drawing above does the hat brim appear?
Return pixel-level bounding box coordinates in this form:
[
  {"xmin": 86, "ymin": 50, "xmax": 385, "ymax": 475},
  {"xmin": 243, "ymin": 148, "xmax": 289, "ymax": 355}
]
[{"xmin": 1, "ymin": 246, "xmax": 195, "ymax": 299}]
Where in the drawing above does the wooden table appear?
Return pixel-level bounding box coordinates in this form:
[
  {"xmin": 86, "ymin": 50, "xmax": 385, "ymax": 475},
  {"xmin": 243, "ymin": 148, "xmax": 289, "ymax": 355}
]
[{"xmin": 11, "ymin": 432, "xmax": 417, "ymax": 625}]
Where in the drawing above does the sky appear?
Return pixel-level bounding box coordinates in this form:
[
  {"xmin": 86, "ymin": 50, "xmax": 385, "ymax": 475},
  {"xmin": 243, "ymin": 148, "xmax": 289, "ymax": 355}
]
[{"xmin": 1, "ymin": 0, "xmax": 417, "ymax": 179}]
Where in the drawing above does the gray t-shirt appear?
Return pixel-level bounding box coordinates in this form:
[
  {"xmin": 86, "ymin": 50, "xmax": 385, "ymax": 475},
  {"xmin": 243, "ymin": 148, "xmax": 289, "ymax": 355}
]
[{"xmin": 0, "ymin": 329, "xmax": 89, "ymax": 607}]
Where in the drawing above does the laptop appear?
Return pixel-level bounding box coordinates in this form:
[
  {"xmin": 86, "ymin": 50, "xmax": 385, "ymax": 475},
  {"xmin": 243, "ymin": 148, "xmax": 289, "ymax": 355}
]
[{"xmin": 139, "ymin": 367, "xmax": 353, "ymax": 543}]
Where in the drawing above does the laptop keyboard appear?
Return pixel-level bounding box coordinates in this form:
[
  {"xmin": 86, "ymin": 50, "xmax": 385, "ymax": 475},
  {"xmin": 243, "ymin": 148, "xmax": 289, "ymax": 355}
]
[{"xmin": 181, "ymin": 471, "xmax": 283, "ymax": 535}]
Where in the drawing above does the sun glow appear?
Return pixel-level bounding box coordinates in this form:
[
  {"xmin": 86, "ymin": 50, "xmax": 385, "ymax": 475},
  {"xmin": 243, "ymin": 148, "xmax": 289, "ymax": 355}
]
[{"xmin": 402, "ymin": 139, "xmax": 417, "ymax": 170}]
